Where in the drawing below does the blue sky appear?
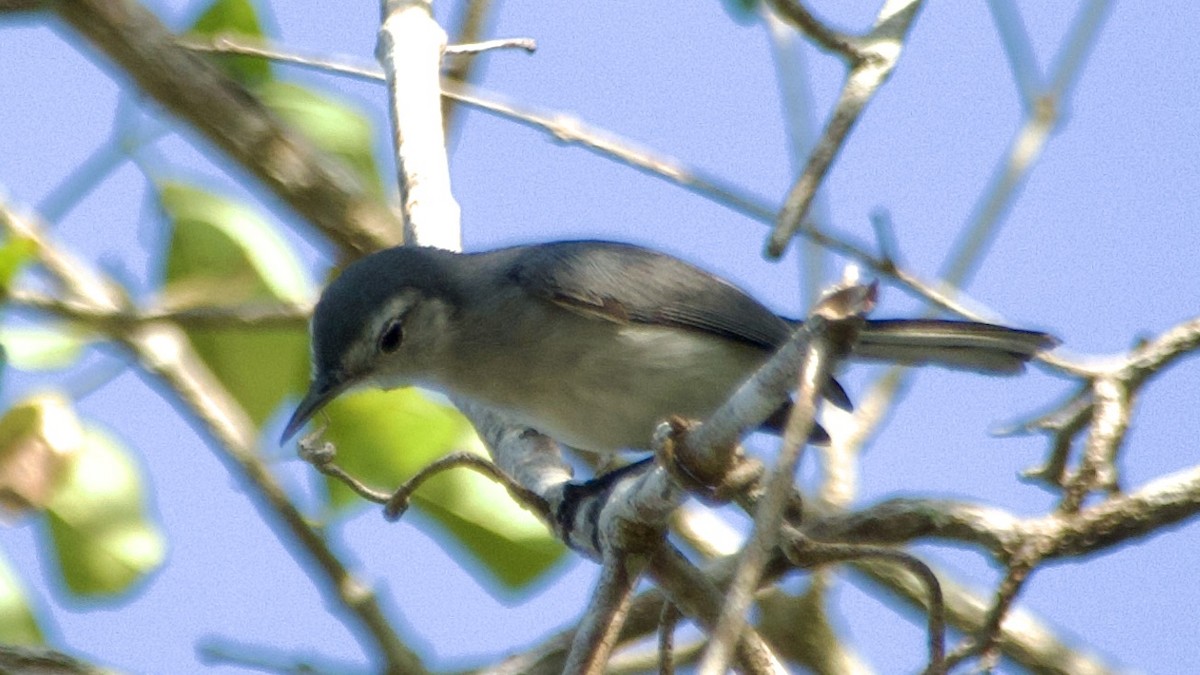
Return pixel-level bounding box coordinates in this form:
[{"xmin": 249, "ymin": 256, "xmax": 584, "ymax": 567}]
[{"xmin": 1, "ymin": 0, "xmax": 1198, "ymax": 672}]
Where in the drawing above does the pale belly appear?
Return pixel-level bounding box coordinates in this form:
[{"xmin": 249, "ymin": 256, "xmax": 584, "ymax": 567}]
[{"xmin": 452, "ymin": 321, "xmax": 771, "ymax": 454}]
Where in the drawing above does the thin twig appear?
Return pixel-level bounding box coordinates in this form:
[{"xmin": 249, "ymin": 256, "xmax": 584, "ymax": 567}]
[
  {"xmin": 980, "ymin": 561, "xmax": 1033, "ymax": 667},
  {"xmin": 442, "ymin": 0, "xmax": 498, "ymax": 131},
  {"xmin": 780, "ymin": 527, "xmax": 945, "ymax": 674},
  {"xmin": 941, "ymin": 0, "xmax": 1113, "ymax": 290},
  {"xmin": 648, "ymin": 545, "xmax": 787, "ymax": 675},
  {"xmin": 380, "ymin": 451, "xmax": 550, "ymax": 520},
  {"xmin": 767, "ymin": 0, "xmax": 925, "ymax": 257},
  {"xmin": 445, "ymin": 37, "xmax": 535, "ymax": 55},
  {"xmin": 766, "ymin": 0, "xmax": 862, "ymax": 61}
]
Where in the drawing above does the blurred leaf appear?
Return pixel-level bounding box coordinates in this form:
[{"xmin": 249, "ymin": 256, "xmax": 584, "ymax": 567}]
[
  {"xmin": 159, "ymin": 182, "xmax": 312, "ymax": 426},
  {"xmin": 0, "ymin": 393, "xmax": 80, "ymax": 517},
  {"xmin": 0, "ymin": 326, "xmax": 88, "ymax": 371},
  {"xmin": 0, "ymin": 235, "xmax": 35, "ymax": 292},
  {"xmin": 0, "ymin": 551, "xmax": 43, "ymax": 644},
  {"xmin": 256, "ymin": 82, "xmax": 385, "ymax": 200},
  {"xmin": 321, "ymin": 388, "xmax": 565, "ymax": 589},
  {"xmin": 159, "ymin": 182, "xmax": 310, "ymax": 303},
  {"xmin": 721, "ymin": 0, "xmax": 761, "ymax": 25},
  {"xmin": 46, "ymin": 426, "xmax": 165, "ymax": 597},
  {"xmin": 188, "ymin": 0, "xmax": 271, "ymax": 86}
]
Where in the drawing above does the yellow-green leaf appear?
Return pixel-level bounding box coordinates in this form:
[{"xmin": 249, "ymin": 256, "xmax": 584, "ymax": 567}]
[
  {"xmin": 319, "ymin": 388, "xmax": 565, "ymax": 589},
  {"xmin": 0, "ymin": 326, "xmax": 88, "ymax": 371},
  {"xmin": 0, "ymin": 234, "xmax": 35, "ymax": 292},
  {"xmin": 0, "ymin": 551, "xmax": 43, "ymax": 645},
  {"xmin": 188, "ymin": 0, "xmax": 271, "ymax": 86},
  {"xmin": 158, "ymin": 182, "xmax": 312, "ymax": 426},
  {"xmin": 0, "ymin": 393, "xmax": 80, "ymax": 517},
  {"xmin": 46, "ymin": 426, "xmax": 165, "ymax": 597}
]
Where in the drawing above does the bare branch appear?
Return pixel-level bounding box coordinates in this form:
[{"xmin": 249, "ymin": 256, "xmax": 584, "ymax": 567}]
[
  {"xmin": 564, "ymin": 547, "xmax": 645, "ymax": 675},
  {"xmin": 10, "ymin": 289, "xmax": 310, "ymax": 330},
  {"xmin": 944, "ymin": 561, "xmax": 1034, "ymax": 671},
  {"xmin": 766, "ymin": 0, "xmax": 861, "ymax": 61},
  {"xmin": 779, "ymin": 528, "xmax": 947, "ymax": 674},
  {"xmin": 1060, "ymin": 376, "xmax": 1128, "ymax": 511},
  {"xmin": 767, "ymin": 0, "xmax": 925, "ymax": 257},
  {"xmin": 804, "ymin": 458, "xmax": 1200, "ymax": 562},
  {"xmin": 171, "ymin": 34, "xmax": 1089, "ymax": 375},
  {"xmin": 853, "ymin": 560, "xmax": 1115, "ymax": 674},
  {"xmin": 445, "ymin": 37, "xmax": 536, "ymax": 55},
  {"xmin": 649, "ymin": 545, "xmax": 787, "ymax": 675},
  {"xmin": 0, "ymin": 644, "xmax": 105, "ymax": 675}
]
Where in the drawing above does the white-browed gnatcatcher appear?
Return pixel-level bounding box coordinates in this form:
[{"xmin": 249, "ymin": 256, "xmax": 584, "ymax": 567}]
[{"xmin": 281, "ymin": 241, "xmax": 1055, "ymax": 451}]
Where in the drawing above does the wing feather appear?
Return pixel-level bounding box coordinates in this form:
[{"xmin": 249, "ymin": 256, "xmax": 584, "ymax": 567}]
[{"xmin": 505, "ymin": 241, "xmax": 789, "ymax": 350}]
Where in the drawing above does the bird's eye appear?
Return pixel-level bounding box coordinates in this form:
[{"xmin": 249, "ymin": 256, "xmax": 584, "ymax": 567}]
[{"xmin": 378, "ymin": 319, "xmax": 404, "ymax": 354}]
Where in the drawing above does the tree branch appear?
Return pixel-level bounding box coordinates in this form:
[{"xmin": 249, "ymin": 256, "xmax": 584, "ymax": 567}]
[
  {"xmin": 698, "ymin": 296, "xmax": 860, "ymax": 674},
  {"xmin": 52, "ymin": 0, "xmax": 402, "ymax": 255},
  {"xmin": 767, "ymin": 0, "xmax": 925, "ymax": 257},
  {"xmin": 0, "ymin": 197, "xmax": 426, "ymax": 675}
]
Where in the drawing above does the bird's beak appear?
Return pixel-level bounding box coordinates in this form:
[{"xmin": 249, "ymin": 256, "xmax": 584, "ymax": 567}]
[{"xmin": 281, "ymin": 374, "xmax": 345, "ymax": 444}]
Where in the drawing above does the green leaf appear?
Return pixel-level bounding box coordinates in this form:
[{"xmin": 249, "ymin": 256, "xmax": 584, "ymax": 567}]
[
  {"xmin": 45, "ymin": 426, "xmax": 165, "ymax": 597},
  {"xmin": 0, "ymin": 551, "xmax": 43, "ymax": 645},
  {"xmin": 158, "ymin": 182, "xmax": 312, "ymax": 427},
  {"xmin": 256, "ymin": 82, "xmax": 385, "ymax": 199},
  {"xmin": 0, "ymin": 326, "xmax": 88, "ymax": 371},
  {"xmin": 0, "ymin": 235, "xmax": 35, "ymax": 292},
  {"xmin": 188, "ymin": 0, "xmax": 271, "ymax": 86},
  {"xmin": 321, "ymin": 388, "xmax": 565, "ymax": 589}
]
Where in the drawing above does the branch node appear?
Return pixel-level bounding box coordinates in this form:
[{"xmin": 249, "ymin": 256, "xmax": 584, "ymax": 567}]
[{"xmin": 654, "ymin": 417, "xmax": 762, "ymax": 505}]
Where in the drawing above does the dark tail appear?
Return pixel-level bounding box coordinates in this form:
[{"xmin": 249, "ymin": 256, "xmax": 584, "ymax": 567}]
[{"xmin": 853, "ymin": 319, "xmax": 1057, "ymax": 374}]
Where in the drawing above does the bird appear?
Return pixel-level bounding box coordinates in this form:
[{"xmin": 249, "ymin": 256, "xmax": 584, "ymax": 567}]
[{"xmin": 281, "ymin": 241, "xmax": 1055, "ymax": 453}]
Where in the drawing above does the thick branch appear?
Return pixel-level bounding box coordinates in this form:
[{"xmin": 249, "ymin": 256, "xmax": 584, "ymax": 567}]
[
  {"xmin": 804, "ymin": 459, "xmax": 1200, "ymax": 562},
  {"xmin": 52, "ymin": 0, "xmax": 402, "ymax": 255}
]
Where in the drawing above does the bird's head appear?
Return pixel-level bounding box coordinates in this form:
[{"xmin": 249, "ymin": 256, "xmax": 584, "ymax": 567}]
[{"xmin": 280, "ymin": 246, "xmax": 463, "ymax": 443}]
